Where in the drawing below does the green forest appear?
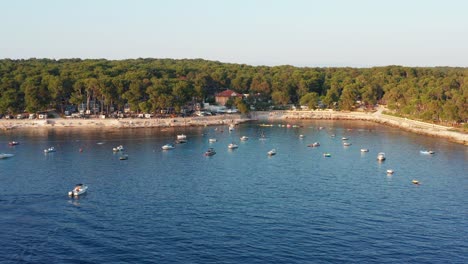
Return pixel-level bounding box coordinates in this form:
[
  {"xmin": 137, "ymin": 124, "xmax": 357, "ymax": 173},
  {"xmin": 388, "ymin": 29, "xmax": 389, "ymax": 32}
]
[{"xmin": 0, "ymin": 58, "xmax": 466, "ymax": 125}]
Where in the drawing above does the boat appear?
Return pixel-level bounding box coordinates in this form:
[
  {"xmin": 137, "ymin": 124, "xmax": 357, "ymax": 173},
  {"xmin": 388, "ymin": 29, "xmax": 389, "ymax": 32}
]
[
  {"xmin": 377, "ymin": 152, "xmax": 386, "ymax": 161},
  {"xmin": 228, "ymin": 143, "xmax": 238, "ymax": 149},
  {"xmin": 342, "ymin": 137, "xmax": 349, "ymax": 140},
  {"xmin": 177, "ymin": 134, "xmax": 187, "ymax": 140},
  {"xmin": 68, "ymin": 184, "xmax": 88, "ymax": 197},
  {"xmin": 420, "ymin": 150, "xmax": 435, "ymax": 155},
  {"xmin": 209, "ymin": 138, "xmax": 217, "ymax": 143},
  {"xmin": 412, "ymin": 180, "xmax": 420, "ymax": 185},
  {"xmin": 360, "ymin": 148, "xmax": 369, "ymax": 152},
  {"xmin": 0, "ymin": 153, "xmax": 15, "ymax": 159},
  {"xmin": 307, "ymin": 142, "xmax": 320, "ymax": 147},
  {"xmin": 229, "ymin": 124, "xmax": 235, "ymax": 131},
  {"xmin": 323, "ymin": 153, "xmax": 331, "ymax": 157},
  {"xmin": 44, "ymin": 147, "xmax": 56, "ymax": 153},
  {"xmin": 119, "ymin": 154, "xmax": 129, "ymax": 160},
  {"xmin": 386, "ymin": 169, "xmax": 394, "ymax": 174},
  {"xmin": 267, "ymin": 149, "xmax": 276, "ymax": 156},
  {"xmin": 161, "ymin": 143, "xmax": 175, "ymax": 150},
  {"xmin": 240, "ymin": 136, "xmax": 249, "ymax": 141},
  {"xmin": 343, "ymin": 142, "xmax": 352, "ymax": 146},
  {"xmin": 204, "ymin": 148, "xmax": 216, "ymax": 156},
  {"xmin": 8, "ymin": 141, "xmax": 19, "ymax": 146},
  {"xmin": 113, "ymin": 145, "xmax": 124, "ymax": 152},
  {"xmin": 299, "ymin": 134, "xmax": 305, "ymax": 139}
]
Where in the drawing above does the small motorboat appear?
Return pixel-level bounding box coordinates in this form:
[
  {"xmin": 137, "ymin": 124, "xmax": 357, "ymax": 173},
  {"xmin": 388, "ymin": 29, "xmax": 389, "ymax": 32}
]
[
  {"xmin": 228, "ymin": 143, "xmax": 238, "ymax": 149},
  {"xmin": 8, "ymin": 141, "xmax": 19, "ymax": 146},
  {"xmin": 175, "ymin": 139, "xmax": 187, "ymax": 144},
  {"xmin": 308, "ymin": 142, "xmax": 320, "ymax": 147},
  {"xmin": 386, "ymin": 169, "xmax": 394, "ymax": 174},
  {"xmin": 209, "ymin": 138, "xmax": 217, "ymax": 143},
  {"xmin": 412, "ymin": 180, "xmax": 420, "ymax": 185},
  {"xmin": 299, "ymin": 134, "xmax": 305, "ymax": 139},
  {"xmin": 267, "ymin": 149, "xmax": 276, "ymax": 156},
  {"xmin": 161, "ymin": 143, "xmax": 175, "ymax": 150},
  {"xmin": 229, "ymin": 124, "xmax": 235, "ymax": 131},
  {"xmin": 240, "ymin": 136, "xmax": 249, "ymax": 141},
  {"xmin": 113, "ymin": 145, "xmax": 124, "ymax": 152},
  {"xmin": 0, "ymin": 153, "xmax": 15, "ymax": 159},
  {"xmin": 44, "ymin": 147, "xmax": 56, "ymax": 153},
  {"xmin": 205, "ymin": 148, "xmax": 216, "ymax": 156},
  {"xmin": 360, "ymin": 148, "xmax": 369, "ymax": 152},
  {"xmin": 377, "ymin": 152, "xmax": 386, "ymax": 161},
  {"xmin": 343, "ymin": 142, "xmax": 352, "ymax": 146},
  {"xmin": 420, "ymin": 150, "xmax": 435, "ymax": 155},
  {"xmin": 119, "ymin": 154, "xmax": 129, "ymax": 160},
  {"xmin": 342, "ymin": 137, "xmax": 349, "ymax": 140},
  {"xmin": 68, "ymin": 184, "xmax": 88, "ymax": 197},
  {"xmin": 323, "ymin": 153, "xmax": 331, "ymax": 157},
  {"xmin": 177, "ymin": 134, "xmax": 187, "ymax": 140}
]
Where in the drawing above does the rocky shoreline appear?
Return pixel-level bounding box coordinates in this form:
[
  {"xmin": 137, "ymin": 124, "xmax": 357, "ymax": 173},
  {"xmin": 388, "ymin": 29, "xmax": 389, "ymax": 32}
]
[
  {"xmin": 1, "ymin": 111, "xmax": 466, "ymax": 145},
  {"xmin": 251, "ymin": 110, "xmax": 468, "ymax": 145}
]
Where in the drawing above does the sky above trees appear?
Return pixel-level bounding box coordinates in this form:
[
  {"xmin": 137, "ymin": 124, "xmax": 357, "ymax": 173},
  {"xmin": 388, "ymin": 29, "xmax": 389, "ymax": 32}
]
[{"xmin": 0, "ymin": 0, "xmax": 467, "ymax": 67}]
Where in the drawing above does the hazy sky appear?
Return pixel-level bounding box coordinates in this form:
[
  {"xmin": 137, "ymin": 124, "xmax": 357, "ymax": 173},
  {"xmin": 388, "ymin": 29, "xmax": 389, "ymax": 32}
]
[{"xmin": 1, "ymin": 0, "xmax": 467, "ymax": 67}]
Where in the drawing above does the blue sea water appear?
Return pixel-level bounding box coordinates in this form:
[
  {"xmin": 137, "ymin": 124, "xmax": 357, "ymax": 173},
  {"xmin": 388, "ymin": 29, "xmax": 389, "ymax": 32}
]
[{"xmin": 0, "ymin": 120, "xmax": 467, "ymax": 264}]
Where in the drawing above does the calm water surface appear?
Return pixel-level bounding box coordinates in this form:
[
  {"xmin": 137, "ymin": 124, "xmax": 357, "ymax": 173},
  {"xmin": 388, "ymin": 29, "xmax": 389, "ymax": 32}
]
[{"xmin": 1, "ymin": 120, "xmax": 467, "ymax": 263}]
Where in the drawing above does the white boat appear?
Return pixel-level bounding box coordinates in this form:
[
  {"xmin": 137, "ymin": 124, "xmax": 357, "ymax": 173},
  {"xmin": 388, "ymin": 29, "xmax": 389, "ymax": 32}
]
[
  {"xmin": 343, "ymin": 142, "xmax": 352, "ymax": 146},
  {"xmin": 299, "ymin": 134, "xmax": 304, "ymax": 139},
  {"xmin": 228, "ymin": 143, "xmax": 238, "ymax": 149},
  {"xmin": 420, "ymin": 150, "xmax": 435, "ymax": 155},
  {"xmin": 386, "ymin": 169, "xmax": 394, "ymax": 174},
  {"xmin": 377, "ymin": 152, "xmax": 386, "ymax": 161},
  {"xmin": 307, "ymin": 142, "xmax": 320, "ymax": 147},
  {"xmin": 68, "ymin": 184, "xmax": 88, "ymax": 197},
  {"xmin": 0, "ymin": 153, "xmax": 15, "ymax": 159},
  {"xmin": 209, "ymin": 138, "xmax": 217, "ymax": 143},
  {"xmin": 267, "ymin": 149, "xmax": 276, "ymax": 156},
  {"xmin": 204, "ymin": 148, "xmax": 216, "ymax": 156},
  {"xmin": 177, "ymin": 134, "xmax": 187, "ymax": 140},
  {"xmin": 360, "ymin": 148, "xmax": 369, "ymax": 152},
  {"xmin": 44, "ymin": 147, "xmax": 56, "ymax": 153},
  {"xmin": 8, "ymin": 141, "xmax": 19, "ymax": 146},
  {"xmin": 240, "ymin": 136, "xmax": 249, "ymax": 141},
  {"xmin": 342, "ymin": 137, "xmax": 349, "ymax": 140},
  {"xmin": 161, "ymin": 143, "xmax": 175, "ymax": 150},
  {"xmin": 113, "ymin": 145, "xmax": 124, "ymax": 152}
]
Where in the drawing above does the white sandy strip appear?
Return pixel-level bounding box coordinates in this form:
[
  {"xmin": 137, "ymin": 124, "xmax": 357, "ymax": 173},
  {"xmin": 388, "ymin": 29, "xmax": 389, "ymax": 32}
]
[{"xmin": 251, "ymin": 110, "xmax": 468, "ymax": 145}]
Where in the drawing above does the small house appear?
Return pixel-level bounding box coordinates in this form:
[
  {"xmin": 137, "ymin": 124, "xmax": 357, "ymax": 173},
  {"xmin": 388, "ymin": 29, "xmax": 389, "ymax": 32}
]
[{"xmin": 215, "ymin": 89, "xmax": 243, "ymax": 106}]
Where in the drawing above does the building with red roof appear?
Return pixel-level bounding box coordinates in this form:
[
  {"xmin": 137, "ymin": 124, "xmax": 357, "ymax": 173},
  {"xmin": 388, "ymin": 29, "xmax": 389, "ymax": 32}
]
[{"xmin": 215, "ymin": 89, "xmax": 243, "ymax": 106}]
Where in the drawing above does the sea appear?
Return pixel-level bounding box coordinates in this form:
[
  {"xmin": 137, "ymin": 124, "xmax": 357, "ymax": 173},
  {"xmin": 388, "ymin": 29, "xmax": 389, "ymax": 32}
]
[{"xmin": 1, "ymin": 120, "xmax": 467, "ymax": 264}]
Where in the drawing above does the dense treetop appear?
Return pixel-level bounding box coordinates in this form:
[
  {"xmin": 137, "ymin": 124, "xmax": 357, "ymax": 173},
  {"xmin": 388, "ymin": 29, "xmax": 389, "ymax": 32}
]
[{"xmin": 0, "ymin": 58, "xmax": 466, "ymax": 124}]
